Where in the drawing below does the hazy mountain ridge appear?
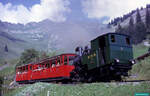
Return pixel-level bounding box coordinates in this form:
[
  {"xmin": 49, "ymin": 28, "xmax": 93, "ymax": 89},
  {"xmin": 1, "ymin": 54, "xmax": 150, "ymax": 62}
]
[{"xmin": 0, "ymin": 19, "xmax": 112, "ymax": 59}]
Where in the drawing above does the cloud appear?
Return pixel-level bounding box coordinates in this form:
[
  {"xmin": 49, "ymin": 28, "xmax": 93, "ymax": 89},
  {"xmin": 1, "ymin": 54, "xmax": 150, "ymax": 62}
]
[
  {"xmin": 0, "ymin": 0, "xmax": 70, "ymax": 24},
  {"xmin": 82, "ymin": 0, "xmax": 150, "ymax": 23}
]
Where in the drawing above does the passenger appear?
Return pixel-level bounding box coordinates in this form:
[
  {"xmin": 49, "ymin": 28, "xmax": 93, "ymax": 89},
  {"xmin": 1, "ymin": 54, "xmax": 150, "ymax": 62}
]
[
  {"xmin": 52, "ymin": 64, "xmax": 55, "ymax": 68},
  {"xmin": 56, "ymin": 62, "xmax": 60, "ymax": 66},
  {"xmin": 84, "ymin": 46, "xmax": 89, "ymax": 55}
]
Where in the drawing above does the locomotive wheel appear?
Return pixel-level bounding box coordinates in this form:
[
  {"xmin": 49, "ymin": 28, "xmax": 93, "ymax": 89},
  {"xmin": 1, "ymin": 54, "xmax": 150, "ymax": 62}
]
[
  {"xmin": 114, "ymin": 75, "xmax": 122, "ymax": 81},
  {"xmin": 87, "ymin": 76, "xmax": 95, "ymax": 83},
  {"xmin": 70, "ymin": 70, "xmax": 85, "ymax": 82},
  {"xmin": 70, "ymin": 56, "xmax": 87, "ymax": 82}
]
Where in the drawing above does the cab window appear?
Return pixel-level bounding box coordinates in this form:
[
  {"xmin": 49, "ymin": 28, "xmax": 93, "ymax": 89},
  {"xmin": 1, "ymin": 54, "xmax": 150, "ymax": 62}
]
[
  {"xmin": 126, "ymin": 37, "xmax": 130, "ymax": 45},
  {"xmin": 111, "ymin": 35, "xmax": 115, "ymax": 42}
]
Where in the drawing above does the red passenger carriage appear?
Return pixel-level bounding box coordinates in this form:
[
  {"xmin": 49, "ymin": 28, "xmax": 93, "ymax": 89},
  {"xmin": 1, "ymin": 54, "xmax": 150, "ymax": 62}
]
[{"xmin": 16, "ymin": 53, "xmax": 76, "ymax": 83}]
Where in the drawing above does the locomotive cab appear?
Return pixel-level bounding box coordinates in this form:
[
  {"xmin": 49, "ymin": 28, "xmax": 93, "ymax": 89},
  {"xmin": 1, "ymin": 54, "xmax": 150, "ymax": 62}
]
[
  {"xmin": 108, "ymin": 34, "xmax": 133, "ymax": 64},
  {"xmin": 89, "ymin": 33, "xmax": 134, "ymax": 66},
  {"xmin": 107, "ymin": 33, "xmax": 134, "ymax": 76}
]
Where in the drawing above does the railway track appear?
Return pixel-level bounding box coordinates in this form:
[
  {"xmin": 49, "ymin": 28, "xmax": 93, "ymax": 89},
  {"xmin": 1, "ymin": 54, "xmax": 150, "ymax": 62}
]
[
  {"xmin": 134, "ymin": 51, "xmax": 150, "ymax": 62},
  {"xmin": 53, "ymin": 79, "xmax": 150, "ymax": 85},
  {"xmin": 121, "ymin": 80, "xmax": 150, "ymax": 83}
]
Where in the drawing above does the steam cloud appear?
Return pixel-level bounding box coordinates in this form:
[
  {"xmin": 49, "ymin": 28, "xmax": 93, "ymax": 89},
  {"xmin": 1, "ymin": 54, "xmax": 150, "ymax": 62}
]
[{"xmin": 0, "ymin": 0, "xmax": 70, "ymax": 24}]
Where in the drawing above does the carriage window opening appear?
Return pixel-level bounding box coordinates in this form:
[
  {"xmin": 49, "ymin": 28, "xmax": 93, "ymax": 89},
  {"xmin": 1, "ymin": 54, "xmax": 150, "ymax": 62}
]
[
  {"xmin": 17, "ymin": 68, "xmax": 20, "ymax": 73},
  {"xmin": 47, "ymin": 62, "xmax": 51, "ymax": 68},
  {"xmin": 46, "ymin": 62, "xmax": 50, "ymax": 68},
  {"xmin": 17, "ymin": 67, "xmax": 21, "ymax": 73},
  {"xmin": 42, "ymin": 63, "xmax": 45, "ymax": 68},
  {"xmin": 26, "ymin": 66, "xmax": 28, "ymax": 71},
  {"xmin": 20, "ymin": 68, "xmax": 22, "ymax": 72},
  {"xmin": 64, "ymin": 56, "xmax": 67, "ymax": 65},
  {"xmin": 61, "ymin": 56, "xmax": 63, "ymax": 64},
  {"xmin": 52, "ymin": 60, "xmax": 56, "ymax": 68},
  {"xmin": 22, "ymin": 67, "xmax": 24, "ymax": 71},
  {"xmin": 57, "ymin": 57, "xmax": 60, "ymax": 66},
  {"xmin": 111, "ymin": 35, "xmax": 115, "ymax": 42},
  {"xmin": 44, "ymin": 63, "xmax": 47, "ymax": 68},
  {"xmin": 18, "ymin": 67, "xmax": 22, "ymax": 73},
  {"xmin": 19, "ymin": 68, "xmax": 21, "ymax": 72},
  {"xmin": 126, "ymin": 37, "xmax": 130, "ymax": 45},
  {"xmin": 23, "ymin": 67, "xmax": 25, "ymax": 71},
  {"xmin": 50, "ymin": 61, "xmax": 52, "ymax": 67},
  {"xmin": 45, "ymin": 63, "xmax": 48, "ymax": 68},
  {"xmin": 48, "ymin": 62, "xmax": 50, "ymax": 68},
  {"xmin": 30, "ymin": 66, "xmax": 32, "ymax": 70},
  {"xmin": 69, "ymin": 56, "xmax": 74, "ymax": 65}
]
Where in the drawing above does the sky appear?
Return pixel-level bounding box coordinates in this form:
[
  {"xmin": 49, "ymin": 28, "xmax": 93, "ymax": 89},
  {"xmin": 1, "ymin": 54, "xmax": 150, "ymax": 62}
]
[{"xmin": 0, "ymin": 0, "xmax": 150, "ymax": 24}]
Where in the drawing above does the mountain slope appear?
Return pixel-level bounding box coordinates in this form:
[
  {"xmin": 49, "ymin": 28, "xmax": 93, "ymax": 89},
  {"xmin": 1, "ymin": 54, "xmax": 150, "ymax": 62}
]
[
  {"xmin": 0, "ymin": 20, "xmax": 112, "ymax": 53},
  {"xmin": 109, "ymin": 5, "xmax": 150, "ymax": 28},
  {"xmin": 0, "ymin": 31, "xmax": 30, "ymax": 59},
  {"xmin": 108, "ymin": 5, "xmax": 150, "ymax": 44}
]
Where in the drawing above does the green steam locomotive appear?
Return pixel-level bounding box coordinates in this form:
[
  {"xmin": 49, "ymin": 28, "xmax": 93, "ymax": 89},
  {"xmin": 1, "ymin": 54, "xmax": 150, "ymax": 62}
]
[{"xmin": 71, "ymin": 33, "xmax": 135, "ymax": 82}]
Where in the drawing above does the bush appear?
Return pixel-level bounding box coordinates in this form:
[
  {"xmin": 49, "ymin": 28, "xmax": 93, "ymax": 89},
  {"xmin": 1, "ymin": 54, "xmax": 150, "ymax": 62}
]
[{"xmin": 16, "ymin": 48, "xmax": 39, "ymax": 67}]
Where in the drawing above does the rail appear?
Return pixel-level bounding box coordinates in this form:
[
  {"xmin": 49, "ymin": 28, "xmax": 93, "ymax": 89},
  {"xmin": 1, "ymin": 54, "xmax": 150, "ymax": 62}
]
[{"xmin": 134, "ymin": 52, "xmax": 150, "ymax": 62}]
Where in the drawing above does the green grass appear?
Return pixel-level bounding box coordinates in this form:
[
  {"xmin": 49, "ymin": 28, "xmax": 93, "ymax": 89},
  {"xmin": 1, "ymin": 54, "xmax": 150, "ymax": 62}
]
[
  {"xmin": 133, "ymin": 44, "xmax": 149, "ymax": 58},
  {"xmin": 0, "ymin": 59, "xmax": 17, "ymax": 95},
  {"xmin": 5, "ymin": 82, "xmax": 150, "ymax": 96},
  {"xmin": 0, "ymin": 59, "xmax": 5, "ymax": 67},
  {"xmin": 129, "ymin": 57, "xmax": 150, "ymax": 80},
  {"xmin": 0, "ymin": 59, "xmax": 18, "ymax": 77},
  {"xmin": 129, "ymin": 43, "xmax": 150, "ymax": 80},
  {"xmin": 0, "ymin": 65, "xmax": 15, "ymax": 77}
]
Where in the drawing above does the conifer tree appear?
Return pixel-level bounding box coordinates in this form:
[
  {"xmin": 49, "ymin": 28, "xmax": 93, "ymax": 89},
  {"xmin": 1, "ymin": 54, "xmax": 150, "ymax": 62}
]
[
  {"xmin": 146, "ymin": 7, "xmax": 150, "ymax": 28},
  {"xmin": 115, "ymin": 24, "xmax": 123, "ymax": 33},
  {"xmin": 4, "ymin": 45, "xmax": 8, "ymax": 52},
  {"xmin": 128, "ymin": 16, "xmax": 135, "ymax": 38},
  {"xmin": 136, "ymin": 8, "xmax": 142, "ymax": 23},
  {"xmin": 135, "ymin": 9, "xmax": 146, "ymax": 44},
  {"xmin": 129, "ymin": 16, "xmax": 134, "ymax": 27}
]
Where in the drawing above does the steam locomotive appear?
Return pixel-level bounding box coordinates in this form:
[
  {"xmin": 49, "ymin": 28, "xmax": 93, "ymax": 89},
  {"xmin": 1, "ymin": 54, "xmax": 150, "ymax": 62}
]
[{"xmin": 16, "ymin": 33, "xmax": 135, "ymax": 83}]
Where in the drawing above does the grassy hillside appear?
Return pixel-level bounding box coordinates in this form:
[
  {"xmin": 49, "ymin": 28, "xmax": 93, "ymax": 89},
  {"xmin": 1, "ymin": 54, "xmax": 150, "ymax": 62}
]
[
  {"xmin": 133, "ymin": 44, "xmax": 149, "ymax": 58},
  {"xmin": 4, "ymin": 82, "xmax": 150, "ymax": 96},
  {"xmin": 0, "ymin": 31, "xmax": 33, "ymax": 61},
  {"xmin": 129, "ymin": 57, "xmax": 150, "ymax": 80},
  {"xmin": 128, "ymin": 43, "xmax": 150, "ymax": 80}
]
